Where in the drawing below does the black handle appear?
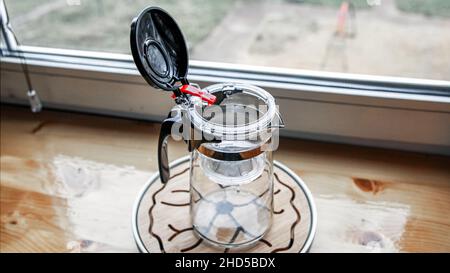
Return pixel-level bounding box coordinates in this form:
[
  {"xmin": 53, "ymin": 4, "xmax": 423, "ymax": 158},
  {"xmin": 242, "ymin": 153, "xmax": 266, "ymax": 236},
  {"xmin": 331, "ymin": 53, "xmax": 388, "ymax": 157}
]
[
  {"xmin": 158, "ymin": 111, "xmax": 182, "ymax": 184},
  {"xmin": 157, "ymin": 107, "xmax": 221, "ymax": 183}
]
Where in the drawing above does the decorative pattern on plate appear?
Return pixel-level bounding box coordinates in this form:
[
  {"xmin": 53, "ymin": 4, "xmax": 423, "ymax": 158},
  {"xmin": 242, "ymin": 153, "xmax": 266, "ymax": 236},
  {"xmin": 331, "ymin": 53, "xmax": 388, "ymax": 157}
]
[{"xmin": 132, "ymin": 156, "xmax": 317, "ymax": 253}]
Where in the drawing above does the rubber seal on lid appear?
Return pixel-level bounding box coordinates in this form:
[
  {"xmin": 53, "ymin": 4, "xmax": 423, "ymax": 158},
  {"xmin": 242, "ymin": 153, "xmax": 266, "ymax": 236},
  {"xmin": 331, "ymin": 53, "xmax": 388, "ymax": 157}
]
[{"xmin": 130, "ymin": 7, "xmax": 188, "ymax": 91}]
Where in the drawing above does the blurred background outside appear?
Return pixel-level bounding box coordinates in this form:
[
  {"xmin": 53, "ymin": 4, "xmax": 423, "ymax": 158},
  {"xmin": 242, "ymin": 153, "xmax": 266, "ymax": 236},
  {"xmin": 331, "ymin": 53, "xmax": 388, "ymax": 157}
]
[{"xmin": 4, "ymin": 0, "xmax": 450, "ymax": 81}]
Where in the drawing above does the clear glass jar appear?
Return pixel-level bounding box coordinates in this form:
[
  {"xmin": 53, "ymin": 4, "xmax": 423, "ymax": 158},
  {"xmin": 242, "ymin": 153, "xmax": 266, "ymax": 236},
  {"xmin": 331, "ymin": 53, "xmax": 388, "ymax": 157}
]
[
  {"xmin": 157, "ymin": 83, "xmax": 283, "ymax": 249},
  {"xmin": 187, "ymin": 83, "xmax": 281, "ymax": 248},
  {"xmin": 190, "ymin": 148, "xmax": 274, "ymax": 248}
]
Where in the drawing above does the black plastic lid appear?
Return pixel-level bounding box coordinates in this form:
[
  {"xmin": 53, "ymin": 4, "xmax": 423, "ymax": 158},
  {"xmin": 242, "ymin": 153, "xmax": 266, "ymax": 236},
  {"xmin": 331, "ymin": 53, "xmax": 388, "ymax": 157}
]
[{"xmin": 130, "ymin": 7, "xmax": 188, "ymax": 91}]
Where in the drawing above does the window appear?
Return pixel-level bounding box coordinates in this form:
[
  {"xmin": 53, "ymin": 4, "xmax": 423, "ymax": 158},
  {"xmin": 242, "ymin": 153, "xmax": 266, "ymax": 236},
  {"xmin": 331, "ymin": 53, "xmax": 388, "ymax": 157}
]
[
  {"xmin": 4, "ymin": 0, "xmax": 450, "ymax": 81},
  {"xmin": 1, "ymin": 0, "xmax": 449, "ymax": 156}
]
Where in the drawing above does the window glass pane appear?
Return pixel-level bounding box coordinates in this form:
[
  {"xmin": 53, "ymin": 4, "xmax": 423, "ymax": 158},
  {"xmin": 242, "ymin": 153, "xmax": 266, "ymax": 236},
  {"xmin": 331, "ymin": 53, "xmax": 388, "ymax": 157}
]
[{"xmin": 4, "ymin": 0, "xmax": 450, "ymax": 81}]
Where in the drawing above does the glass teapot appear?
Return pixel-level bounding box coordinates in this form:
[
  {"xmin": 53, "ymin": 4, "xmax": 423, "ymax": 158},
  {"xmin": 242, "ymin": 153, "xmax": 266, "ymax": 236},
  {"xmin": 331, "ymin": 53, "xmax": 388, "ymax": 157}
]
[{"xmin": 131, "ymin": 7, "xmax": 283, "ymax": 248}]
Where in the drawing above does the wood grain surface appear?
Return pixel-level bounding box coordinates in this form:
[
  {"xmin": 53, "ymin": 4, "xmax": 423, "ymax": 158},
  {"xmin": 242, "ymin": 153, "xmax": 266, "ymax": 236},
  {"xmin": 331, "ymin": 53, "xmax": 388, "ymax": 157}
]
[{"xmin": 1, "ymin": 105, "xmax": 449, "ymax": 252}]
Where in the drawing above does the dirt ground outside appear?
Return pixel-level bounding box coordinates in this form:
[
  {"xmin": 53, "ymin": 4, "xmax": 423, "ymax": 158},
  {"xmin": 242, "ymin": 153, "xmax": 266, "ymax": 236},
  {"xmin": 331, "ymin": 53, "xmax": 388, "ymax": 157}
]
[
  {"xmin": 191, "ymin": 0, "xmax": 450, "ymax": 80},
  {"xmin": 4, "ymin": 0, "xmax": 450, "ymax": 81}
]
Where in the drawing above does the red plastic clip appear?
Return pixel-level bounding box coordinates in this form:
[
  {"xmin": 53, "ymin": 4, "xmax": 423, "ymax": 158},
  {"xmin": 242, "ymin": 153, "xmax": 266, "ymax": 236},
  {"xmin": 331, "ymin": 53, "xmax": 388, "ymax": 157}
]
[{"xmin": 179, "ymin": 84, "xmax": 216, "ymax": 105}]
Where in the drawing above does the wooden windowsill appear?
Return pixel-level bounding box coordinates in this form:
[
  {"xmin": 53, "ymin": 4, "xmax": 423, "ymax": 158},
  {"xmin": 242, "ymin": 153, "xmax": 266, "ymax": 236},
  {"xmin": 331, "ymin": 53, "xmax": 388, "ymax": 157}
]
[{"xmin": 1, "ymin": 105, "xmax": 449, "ymax": 252}]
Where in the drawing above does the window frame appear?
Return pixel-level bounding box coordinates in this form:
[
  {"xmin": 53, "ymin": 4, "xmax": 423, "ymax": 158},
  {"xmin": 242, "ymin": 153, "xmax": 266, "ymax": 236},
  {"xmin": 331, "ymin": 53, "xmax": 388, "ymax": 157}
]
[{"xmin": 1, "ymin": 1, "xmax": 450, "ymax": 155}]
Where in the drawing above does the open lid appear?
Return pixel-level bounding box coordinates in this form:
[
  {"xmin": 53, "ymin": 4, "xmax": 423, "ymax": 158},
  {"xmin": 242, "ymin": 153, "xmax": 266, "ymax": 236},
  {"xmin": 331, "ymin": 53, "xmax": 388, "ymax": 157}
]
[{"xmin": 130, "ymin": 7, "xmax": 188, "ymax": 91}]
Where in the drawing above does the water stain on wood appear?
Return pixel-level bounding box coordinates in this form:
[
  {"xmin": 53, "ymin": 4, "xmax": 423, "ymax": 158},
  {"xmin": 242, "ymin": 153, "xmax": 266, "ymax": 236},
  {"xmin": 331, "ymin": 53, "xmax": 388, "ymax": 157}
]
[{"xmin": 359, "ymin": 231, "xmax": 384, "ymax": 248}]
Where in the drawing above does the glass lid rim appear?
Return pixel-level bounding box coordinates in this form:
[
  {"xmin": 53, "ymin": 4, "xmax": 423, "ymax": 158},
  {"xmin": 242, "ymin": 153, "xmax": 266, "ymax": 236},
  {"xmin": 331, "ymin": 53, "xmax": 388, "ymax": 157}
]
[{"xmin": 189, "ymin": 83, "xmax": 278, "ymax": 136}]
